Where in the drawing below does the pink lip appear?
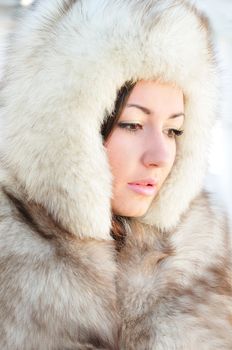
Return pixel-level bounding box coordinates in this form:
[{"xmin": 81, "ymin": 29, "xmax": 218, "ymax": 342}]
[{"xmin": 127, "ymin": 179, "xmax": 157, "ymax": 196}]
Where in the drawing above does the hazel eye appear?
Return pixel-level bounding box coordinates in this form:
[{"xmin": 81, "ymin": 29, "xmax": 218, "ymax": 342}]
[
  {"xmin": 166, "ymin": 128, "xmax": 184, "ymax": 138},
  {"xmin": 118, "ymin": 122, "xmax": 143, "ymax": 132}
]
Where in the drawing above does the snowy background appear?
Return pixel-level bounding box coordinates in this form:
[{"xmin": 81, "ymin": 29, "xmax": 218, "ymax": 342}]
[{"xmin": 0, "ymin": 0, "xmax": 232, "ymax": 218}]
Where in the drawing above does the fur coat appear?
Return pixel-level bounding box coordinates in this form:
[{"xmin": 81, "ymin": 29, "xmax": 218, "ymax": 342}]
[{"xmin": 0, "ymin": 0, "xmax": 231, "ymax": 349}]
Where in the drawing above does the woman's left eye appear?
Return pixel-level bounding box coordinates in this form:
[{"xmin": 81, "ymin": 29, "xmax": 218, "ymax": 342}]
[
  {"xmin": 118, "ymin": 122, "xmax": 143, "ymax": 132},
  {"xmin": 165, "ymin": 128, "xmax": 184, "ymax": 138}
]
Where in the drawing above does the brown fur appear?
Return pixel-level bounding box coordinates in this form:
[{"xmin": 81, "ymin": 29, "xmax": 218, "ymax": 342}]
[
  {"xmin": 0, "ymin": 187, "xmax": 119, "ymax": 350},
  {"xmin": 2, "ymin": 188, "xmax": 232, "ymax": 349},
  {"xmin": 116, "ymin": 194, "xmax": 232, "ymax": 349},
  {"xmin": 3, "ymin": 188, "xmax": 74, "ymax": 240}
]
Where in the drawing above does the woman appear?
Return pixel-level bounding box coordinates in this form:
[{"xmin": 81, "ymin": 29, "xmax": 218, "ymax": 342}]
[{"xmin": 0, "ymin": 0, "xmax": 231, "ymax": 349}]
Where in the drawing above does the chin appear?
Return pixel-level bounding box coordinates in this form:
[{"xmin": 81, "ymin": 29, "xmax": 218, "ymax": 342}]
[
  {"xmin": 128, "ymin": 211, "xmax": 147, "ymax": 218},
  {"xmin": 115, "ymin": 205, "xmax": 150, "ymax": 218},
  {"xmin": 112, "ymin": 196, "xmax": 153, "ymax": 217}
]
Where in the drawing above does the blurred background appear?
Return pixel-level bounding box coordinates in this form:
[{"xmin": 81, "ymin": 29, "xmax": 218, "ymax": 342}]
[{"xmin": 0, "ymin": 0, "xmax": 231, "ymax": 219}]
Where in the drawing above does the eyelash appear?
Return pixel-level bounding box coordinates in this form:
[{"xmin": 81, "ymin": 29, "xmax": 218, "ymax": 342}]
[
  {"xmin": 118, "ymin": 122, "xmax": 184, "ymax": 138},
  {"xmin": 166, "ymin": 129, "xmax": 184, "ymax": 138},
  {"xmin": 118, "ymin": 122, "xmax": 143, "ymax": 132}
]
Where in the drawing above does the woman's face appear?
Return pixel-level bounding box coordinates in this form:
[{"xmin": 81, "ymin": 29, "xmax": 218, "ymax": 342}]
[{"xmin": 105, "ymin": 80, "xmax": 184, "ymax": 217}]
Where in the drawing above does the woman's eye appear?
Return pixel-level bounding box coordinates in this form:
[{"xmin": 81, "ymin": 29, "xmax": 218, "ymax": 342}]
[
  {"xmin": 166, "ymin": 128, "xmax": 184, "ymax": 138},
  {"xmin": 118, "ymin": 122, "xmax": 143, "ymax": 132}
]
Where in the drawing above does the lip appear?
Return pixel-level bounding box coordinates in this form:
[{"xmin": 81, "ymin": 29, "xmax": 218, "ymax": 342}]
[{"xmin": 127, "ymin": 179, "xmax": 157, "ymax": 196}]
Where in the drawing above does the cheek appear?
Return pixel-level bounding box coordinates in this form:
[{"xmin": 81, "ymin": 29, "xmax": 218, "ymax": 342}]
[
  {"xmin": 105, "ymin": 130, "xmax": 135, "ymax": 180},
  {"xmin": 170, "ymin": 142, "xmax": 177, "ymax": 167},
  {"xmin": 164, "ymin": 141, "xmax": 177, "ymax": 177}
]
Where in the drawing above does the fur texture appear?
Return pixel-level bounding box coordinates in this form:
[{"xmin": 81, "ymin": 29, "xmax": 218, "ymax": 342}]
[
  {"xmin": 0, "ymin": 0, "xmax": 231, "ymax": 349},
  {"xmin": 117, "ymin": 193, "xmax": 232, "ymax": 349},
  {"xmin": 0, "ymin": 0, "xmax": 217, "ymax": 236}
]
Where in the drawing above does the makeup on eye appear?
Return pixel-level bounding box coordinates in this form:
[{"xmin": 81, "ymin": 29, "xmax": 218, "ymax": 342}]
[
  {"xmin": 164, "ymin": 128, "xmax": 184, "ymax": 138},
  {"xmin": 119, "ymin": 105, "xmax": 185, "ymax": 129},
  {"xmin": 117, "ymin": 121, "xmax": 184, "ymax": 137},
  {"xmin": 117, "ymin": 122, "xmax": 143, "ymax": 132}
]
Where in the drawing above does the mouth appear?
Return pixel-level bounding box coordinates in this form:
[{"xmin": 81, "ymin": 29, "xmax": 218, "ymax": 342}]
[{"xmin": 127, "ymin": 181, "xmax": 157, "ymax": 196}]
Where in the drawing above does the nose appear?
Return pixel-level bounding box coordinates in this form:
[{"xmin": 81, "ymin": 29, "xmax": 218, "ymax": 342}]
[{"xmin": 141, "ymin": 130, "xmax": 174, "ymax": 168}]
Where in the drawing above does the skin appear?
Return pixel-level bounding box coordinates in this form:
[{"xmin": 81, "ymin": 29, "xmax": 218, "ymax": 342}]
[{"xmin": 105, "ymin": 80, "xmax": 184, "ymax": 217}]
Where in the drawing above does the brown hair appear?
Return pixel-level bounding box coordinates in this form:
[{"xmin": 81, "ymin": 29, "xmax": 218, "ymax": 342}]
[
  {"xmin": 101, "ymin": 81, "xmax": 135, "ymax": 247},
  {"xmin": 101, "ymin": 81, "xmax": 135, "ymax": 140}
]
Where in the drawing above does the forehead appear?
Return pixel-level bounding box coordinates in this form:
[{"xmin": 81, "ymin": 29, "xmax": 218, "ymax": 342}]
[{"xmin": 125, "ymin": 80, "xmax": 184, "ymax": 115}]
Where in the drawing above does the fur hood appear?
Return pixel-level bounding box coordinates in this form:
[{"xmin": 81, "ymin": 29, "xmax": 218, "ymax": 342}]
[{"xmin": 0, "ymin": 0, "xmax": 217, "ymax": 238}]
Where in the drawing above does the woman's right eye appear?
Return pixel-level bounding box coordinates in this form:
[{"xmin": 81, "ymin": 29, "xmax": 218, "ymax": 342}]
[{"xmin": 118, "ymin": 122, "xmax": 143, "ymax": 132}]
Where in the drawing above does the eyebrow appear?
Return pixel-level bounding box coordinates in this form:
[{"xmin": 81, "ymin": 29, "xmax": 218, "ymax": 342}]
[{"xmin": 126, "ymin": 103, "xmax": 185, "ymax": 119}]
